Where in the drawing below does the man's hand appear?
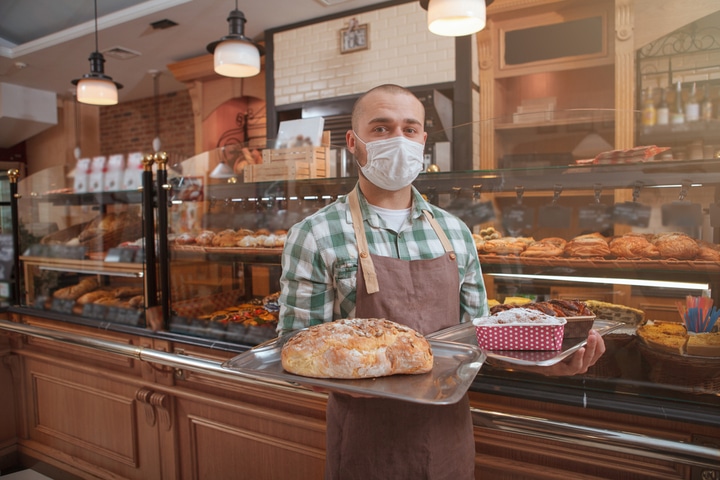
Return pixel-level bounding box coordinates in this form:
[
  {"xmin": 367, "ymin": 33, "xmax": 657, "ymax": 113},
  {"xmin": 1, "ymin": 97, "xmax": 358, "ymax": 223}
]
[
  {"xmin": 495, "ymin": 329, "xmax": 607, "ymax": 377},
  {"xmin": 534, "ymin": 329, "xmax": 606, "ymax": 377}
]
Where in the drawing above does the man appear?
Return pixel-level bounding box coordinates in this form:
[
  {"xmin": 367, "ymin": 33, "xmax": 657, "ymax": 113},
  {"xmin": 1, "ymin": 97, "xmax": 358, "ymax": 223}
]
[{"xmin": 279, "ymin": 84, "xmax": 605, "ymax": 479}]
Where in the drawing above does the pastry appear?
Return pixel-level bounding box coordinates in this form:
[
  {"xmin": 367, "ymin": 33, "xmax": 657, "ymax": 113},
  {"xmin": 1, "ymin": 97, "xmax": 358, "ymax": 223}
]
[
  {"xmin": 686, "ymin": 333, "xmax": 720, "ymax": 356},
  {"xmin": 696, "ymin": 241, "xmax": 720, "ymax": 261},
  {"xmin": 637, "ymin": 321, "xmax": 687, "ymax": 354},
  {"xmin": 281, "ymin": 318, "xmax": 433, "ymax": 379},
  {"xmin": 609, "ymin": 234, "xmax": 660, "ymax": 259},
  {"xmin": 212, "ymin": 229, "xmax": 239, "ymax": 247},
  {"xmin": 564, "ymin": 233, "xmax": 610, "ymax": 258},
  {"xmin": 194, "ymin": 230, "xmax": 216, "ymax": 246},
  {"xmin": 652, "ymin": 233, "xmax": 699, "ymax": 260},
  {"xmin": 584, "ymin": 300, "xmax": 645, "ymax": 326},
  {"xmin": 520, "ymin": 237, "xmax": 566, "ymax": 257},
  {"xmin": 482, "ymin": 238, "xmax": 527, "ymax": 255},
  {"xmin": 174, "ymin": 233, "xmax": 196, "ymax": 245}
]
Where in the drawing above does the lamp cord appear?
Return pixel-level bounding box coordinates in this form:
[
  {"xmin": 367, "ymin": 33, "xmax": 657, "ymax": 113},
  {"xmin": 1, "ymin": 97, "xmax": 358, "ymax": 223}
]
[{"xmin": 93, "ymin": 0, "xmax": 99, "ymax": 52}]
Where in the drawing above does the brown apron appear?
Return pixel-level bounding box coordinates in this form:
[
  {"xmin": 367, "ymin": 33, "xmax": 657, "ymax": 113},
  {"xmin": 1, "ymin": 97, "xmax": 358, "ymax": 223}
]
[{"xmin": 324, "ymin": 188, "xmax": 475, "ymax": 480}]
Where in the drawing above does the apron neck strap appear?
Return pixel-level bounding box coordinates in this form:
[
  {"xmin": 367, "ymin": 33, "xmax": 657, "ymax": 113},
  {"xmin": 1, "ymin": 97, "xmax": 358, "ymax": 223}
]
[
  {"xmin": 421, "ymin": 210, "xmax": 455, "ymax": 254},
  {"xmin": 348, "ymin": 188, "xmax": 380, "ymax": 294}
]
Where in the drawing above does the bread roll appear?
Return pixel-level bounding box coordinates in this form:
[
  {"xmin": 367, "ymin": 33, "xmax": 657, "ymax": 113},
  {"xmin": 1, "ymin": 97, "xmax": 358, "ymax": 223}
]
[{"xmin": 281, "ymin": 318, "xmax": 433, "ymax": 379}]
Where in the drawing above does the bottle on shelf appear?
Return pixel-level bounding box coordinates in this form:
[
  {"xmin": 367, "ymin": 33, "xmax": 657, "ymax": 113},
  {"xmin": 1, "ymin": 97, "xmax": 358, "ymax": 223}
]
[
  {"xmin": 671, "ymin": 81, "xmax": 685, "ymax": 125},
  {"xmin": 700, "ymin": 84, "xmax": 713, "ymax": 122},
  {"xmin": 685, "ymin": 82, "xmax": 699, "ymax": 122},
  {"xmin": 656, "ymin": 87, "xmax": 669, "ymax": 126},
  {"xmin": 641, "ymin": 88, "xmax": 656, "ymax": 127}
]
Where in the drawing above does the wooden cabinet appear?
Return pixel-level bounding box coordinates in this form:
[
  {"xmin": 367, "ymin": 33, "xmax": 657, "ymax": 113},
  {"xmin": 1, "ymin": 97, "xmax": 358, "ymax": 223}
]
[{"xmin": 2, "ymin": 315, "xmax": 718, "ymax": 479}]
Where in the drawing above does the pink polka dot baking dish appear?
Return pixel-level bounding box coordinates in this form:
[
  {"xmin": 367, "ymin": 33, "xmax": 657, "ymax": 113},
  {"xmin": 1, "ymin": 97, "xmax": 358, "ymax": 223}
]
[{"xmin": 473, "ymin": 308, "xmax": 567, "ymax": 351}]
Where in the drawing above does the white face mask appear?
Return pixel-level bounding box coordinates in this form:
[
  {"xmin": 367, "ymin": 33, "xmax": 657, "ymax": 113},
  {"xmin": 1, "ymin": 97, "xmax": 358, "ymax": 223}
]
[{"xmin": 353, "ymin": 133, "xmax": 425, "ymax": 191}]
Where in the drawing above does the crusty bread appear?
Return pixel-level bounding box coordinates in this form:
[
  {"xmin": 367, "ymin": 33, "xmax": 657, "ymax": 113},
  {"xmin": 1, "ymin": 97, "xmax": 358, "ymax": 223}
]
[
  {"xmin": 281, "ymin": 318, "xmax": 433, "ymax": 379},
  {"xmin": 52, "ymin": 278, "xmax": 99, "ymax": 300}
]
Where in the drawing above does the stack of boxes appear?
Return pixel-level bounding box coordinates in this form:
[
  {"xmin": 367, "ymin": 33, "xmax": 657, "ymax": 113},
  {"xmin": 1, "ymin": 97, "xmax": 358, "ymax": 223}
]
[{"xmin": 244, "ymin": 131, "xmax": 331, "ymax": 182}]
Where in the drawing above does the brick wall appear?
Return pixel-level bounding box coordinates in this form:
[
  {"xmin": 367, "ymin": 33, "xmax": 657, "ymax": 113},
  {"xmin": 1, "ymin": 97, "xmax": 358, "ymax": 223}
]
[
  {"xmin": 99, "ymin": 90, "xmax": 194, "ymax": 159},
  {"xmin": 273, "ymin": 2, "xmax": 455, "ymax": 106}
]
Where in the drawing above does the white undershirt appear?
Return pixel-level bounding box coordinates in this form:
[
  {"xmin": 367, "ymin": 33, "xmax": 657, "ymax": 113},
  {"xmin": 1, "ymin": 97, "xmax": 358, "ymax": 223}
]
[{"xmin": 368, "ymin": 204, "xmax": 412, "ymax": 232}]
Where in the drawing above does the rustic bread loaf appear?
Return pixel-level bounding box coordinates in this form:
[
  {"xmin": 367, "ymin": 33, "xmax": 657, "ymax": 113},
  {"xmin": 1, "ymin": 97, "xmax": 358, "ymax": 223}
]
[{"xmin": 281, "ymin": 318, "xmax": 433, "ymax": 379}]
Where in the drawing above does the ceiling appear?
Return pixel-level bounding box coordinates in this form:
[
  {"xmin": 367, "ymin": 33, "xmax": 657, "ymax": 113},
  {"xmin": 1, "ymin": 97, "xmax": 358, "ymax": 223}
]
[{"xmin": 0, "ymin": 0, "xmax": 395, "ymax": 103}]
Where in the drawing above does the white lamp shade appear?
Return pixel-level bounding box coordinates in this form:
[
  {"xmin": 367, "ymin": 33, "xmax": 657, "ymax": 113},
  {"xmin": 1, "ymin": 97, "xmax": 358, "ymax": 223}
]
[
  {"xmin": 214, "ymin": 40, "xmax": 261, "ymax": 77},
  {"xmin": 76, "ymin": 78, "xmax": 118, "ymax": 105},
  {"xmin": 427, "ymin": 0, "xmax": 486, "ymax": 37}
]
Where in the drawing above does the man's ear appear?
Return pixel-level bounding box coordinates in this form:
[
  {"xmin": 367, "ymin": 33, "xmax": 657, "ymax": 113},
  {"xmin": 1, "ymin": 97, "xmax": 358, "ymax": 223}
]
[{"xmin": 346, "ymin": 130, "xmax": 356, "ymax": 153}]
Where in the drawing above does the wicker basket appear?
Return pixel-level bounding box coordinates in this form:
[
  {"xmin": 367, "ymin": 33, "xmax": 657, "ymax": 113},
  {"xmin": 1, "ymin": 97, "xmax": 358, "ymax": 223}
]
[{"xmin": 637, "ymin": 339, "xmax": 720, "ymax": 393}]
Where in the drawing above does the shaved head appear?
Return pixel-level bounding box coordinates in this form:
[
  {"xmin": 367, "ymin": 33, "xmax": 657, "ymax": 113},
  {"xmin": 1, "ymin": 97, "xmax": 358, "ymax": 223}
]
[{"xmin": 351, "ymin": 84, "xmax": 425, "ymax": 131}]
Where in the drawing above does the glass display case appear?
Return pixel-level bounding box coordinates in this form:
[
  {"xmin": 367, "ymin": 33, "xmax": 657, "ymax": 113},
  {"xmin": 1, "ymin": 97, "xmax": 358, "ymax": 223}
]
[
  {"xmin": 13, "ymin": 116, "xmax": 720, "ymax": 410},
  {"xmin": 17, "ymin": 164, "xmax": 152, "ymax": 328}
]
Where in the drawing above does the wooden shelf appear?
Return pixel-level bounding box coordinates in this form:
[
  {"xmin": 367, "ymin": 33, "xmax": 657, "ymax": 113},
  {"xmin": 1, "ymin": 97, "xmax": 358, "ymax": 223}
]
[{"xmin": 495, "ymin": 110, "xmax": 616, "ymax": 132}]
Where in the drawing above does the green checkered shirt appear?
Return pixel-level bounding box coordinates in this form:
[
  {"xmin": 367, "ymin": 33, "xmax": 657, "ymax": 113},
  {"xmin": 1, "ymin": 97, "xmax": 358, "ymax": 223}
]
[{"xmin": 278, "ymin": 185, "xmax": 488, "ymax": 334}]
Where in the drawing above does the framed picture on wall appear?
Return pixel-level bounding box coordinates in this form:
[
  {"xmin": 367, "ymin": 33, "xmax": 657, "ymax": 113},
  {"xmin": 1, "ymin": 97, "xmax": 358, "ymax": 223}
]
[{"xmin": 340, "ymin": 19, "xmax": 369, "ymax": 54}]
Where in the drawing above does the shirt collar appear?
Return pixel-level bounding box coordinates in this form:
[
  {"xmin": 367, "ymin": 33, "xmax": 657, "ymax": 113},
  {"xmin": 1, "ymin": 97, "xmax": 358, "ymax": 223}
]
[{"xmin": 345, "ymin": 183, "xmax": 431, "ymax": 227}]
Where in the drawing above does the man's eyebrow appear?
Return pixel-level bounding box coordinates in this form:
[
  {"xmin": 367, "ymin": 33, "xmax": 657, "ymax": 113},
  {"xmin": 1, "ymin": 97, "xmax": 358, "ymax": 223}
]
[{"xmin": 367, "ymin": 117, "xmax": 423, "ymax": 126}]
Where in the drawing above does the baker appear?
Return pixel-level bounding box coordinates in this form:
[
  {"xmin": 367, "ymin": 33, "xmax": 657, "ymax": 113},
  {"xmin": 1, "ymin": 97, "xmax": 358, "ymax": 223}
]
[{"xmin": 278, "ymin": 84, "xmax": 606, "ymax": 479}]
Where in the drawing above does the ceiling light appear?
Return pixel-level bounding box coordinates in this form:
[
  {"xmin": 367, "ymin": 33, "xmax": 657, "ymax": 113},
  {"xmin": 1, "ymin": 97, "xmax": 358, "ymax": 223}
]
[
  {"xmin": 420, "ymin": 0, "xmax": 494, "ymax": 37},
  {"xmin": 206, "ymin": 1, "xmax": 263, "ymax": 78},
  {"xmin": 71, "ymin": 0, "xmax": 123, "ymax": 105}
]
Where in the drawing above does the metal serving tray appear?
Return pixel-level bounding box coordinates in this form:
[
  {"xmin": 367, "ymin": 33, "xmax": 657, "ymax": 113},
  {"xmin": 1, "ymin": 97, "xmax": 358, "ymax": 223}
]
[
  {"xmin": 222, "ymin": 334, "xmax": 486, "ymax": 405},
  {"xmin": 427, "ymin": 319, "xmax": 624, "ymax": 367}
]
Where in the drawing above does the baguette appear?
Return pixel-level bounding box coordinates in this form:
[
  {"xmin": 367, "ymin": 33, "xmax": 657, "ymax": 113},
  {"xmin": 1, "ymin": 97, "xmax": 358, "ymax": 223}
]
[
  {"xmin": 281, "ymin": 318, "xmax": 433, "ymax": 379},
  {"xmin": 53, "ymin": 278, "xmax": 99, "ymax": 300},
  {"xmin": 76, "ymin": 289, "xmax": 114, "ymax": 305}
]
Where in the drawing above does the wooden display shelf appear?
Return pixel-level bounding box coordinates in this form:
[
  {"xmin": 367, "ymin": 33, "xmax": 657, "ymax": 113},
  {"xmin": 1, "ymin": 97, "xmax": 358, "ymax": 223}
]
[
  {"xmin": 494, "ymin": 110, "xmax": 616, "ymax": 132},
  {"xmin": 477, "ymin": 254, "xmax": 720, "ymax": 273}
]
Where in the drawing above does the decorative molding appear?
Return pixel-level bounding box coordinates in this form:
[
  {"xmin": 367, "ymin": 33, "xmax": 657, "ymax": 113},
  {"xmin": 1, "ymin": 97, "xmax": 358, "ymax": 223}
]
[
  {"xmin": 615, "ymin": 0, "xmax": 634, "ymax": 42},
  {"xmin": 136, "ymin": 388, "xmax": 157, "ymax": 427}
]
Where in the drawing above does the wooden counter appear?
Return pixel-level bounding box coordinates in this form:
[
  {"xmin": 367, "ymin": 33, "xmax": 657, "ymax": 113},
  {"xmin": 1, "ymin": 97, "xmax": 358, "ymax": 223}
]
[{"xmin": 0, "ymin": 314, "xmax": 718, "ymax": 480}]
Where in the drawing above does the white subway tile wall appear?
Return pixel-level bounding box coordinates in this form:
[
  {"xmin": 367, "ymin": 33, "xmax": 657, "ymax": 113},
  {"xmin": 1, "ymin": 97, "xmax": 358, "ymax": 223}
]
[{"xmin": 273, "ymin": 3, "xmax": 455, "ymax": 106}]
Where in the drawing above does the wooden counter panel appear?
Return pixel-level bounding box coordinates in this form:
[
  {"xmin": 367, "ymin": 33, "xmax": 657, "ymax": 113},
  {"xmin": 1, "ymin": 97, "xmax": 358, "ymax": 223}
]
[
  {"xmin": 21, "ymin": 356, "xmax": 163, "ymax": 480},
  {"xmin": 175, "ymin": 395, "xmax": 325, "ymax": 480},
  {"xmin": 22, "ymin": 317, "xmax": 138, "ymax": 372},
  {"xmin": 469, "ymin": 391, "xmax": 715, "ymax": 480}
]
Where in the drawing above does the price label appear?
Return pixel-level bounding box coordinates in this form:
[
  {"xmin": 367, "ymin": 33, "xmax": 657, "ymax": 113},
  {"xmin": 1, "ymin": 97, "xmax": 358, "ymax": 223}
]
[
  {"xmin": 538, "ymin": 204, "xmax": 571, "ymax": 229},
  {"xmin": 578, "ymin": 204, "xmax": 613, "ymax": 231},
  {"xmin": 661, "ymin": 201, "xmax": 703, "ymax": 227},
  {"xmin": 613, "ymin": 202, "xmax": 651, "ymax": 227},
  {"xmin": 502, "ymin": 205, "xmax": 535, "ymax": 235}
]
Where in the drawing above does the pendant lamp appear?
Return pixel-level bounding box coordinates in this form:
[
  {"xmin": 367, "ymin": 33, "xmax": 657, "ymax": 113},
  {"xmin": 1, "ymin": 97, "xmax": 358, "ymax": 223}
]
[
  {"xmin": 206, "ymin": 1, "xmax": 263, "ymax": 78},
  {"xmin": 420, "ymin": 0, "xmax": 493, "ymax": 37},
  {"xmin": 71, "ymin": 0, "xmax": 123, "ymax": 105}
]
